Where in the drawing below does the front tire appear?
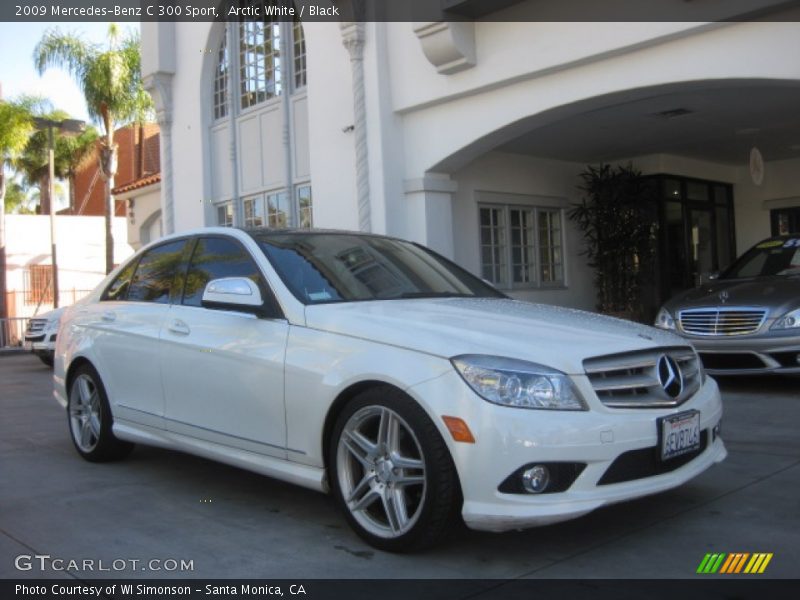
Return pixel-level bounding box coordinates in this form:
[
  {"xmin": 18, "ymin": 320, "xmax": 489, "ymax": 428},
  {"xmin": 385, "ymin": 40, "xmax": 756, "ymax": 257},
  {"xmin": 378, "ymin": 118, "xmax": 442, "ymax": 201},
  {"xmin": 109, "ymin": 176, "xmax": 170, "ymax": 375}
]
[
  {"xmin": 67, "ymin": 364, "xmax": 134, "ymax": 462},
  {"xmin": 329, "ymin": 387, "xmax": 461, "ymax": 552}
]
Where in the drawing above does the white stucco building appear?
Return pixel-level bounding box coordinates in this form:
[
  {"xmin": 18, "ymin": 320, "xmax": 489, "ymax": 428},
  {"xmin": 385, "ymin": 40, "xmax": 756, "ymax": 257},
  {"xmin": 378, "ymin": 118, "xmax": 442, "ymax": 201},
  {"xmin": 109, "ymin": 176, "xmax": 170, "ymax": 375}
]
[
  {"xmin": 141, "ymin": 0, "xmax": 800, "ymax": 313},
  {"xmin": 3, "ymin": 215, "xmax": 133, "ymax": 320}
]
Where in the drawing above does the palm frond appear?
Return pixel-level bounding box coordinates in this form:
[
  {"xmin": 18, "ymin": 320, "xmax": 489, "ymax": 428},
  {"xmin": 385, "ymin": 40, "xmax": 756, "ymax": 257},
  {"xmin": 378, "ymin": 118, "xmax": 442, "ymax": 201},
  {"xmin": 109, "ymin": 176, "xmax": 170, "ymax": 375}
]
[
  {"xmin": 0, "ymin": 99, "xmax": 36, "ymax": 162},
  {"xmin": 33, "ymin": 28, "xmax": 96, "ymax": 81}
]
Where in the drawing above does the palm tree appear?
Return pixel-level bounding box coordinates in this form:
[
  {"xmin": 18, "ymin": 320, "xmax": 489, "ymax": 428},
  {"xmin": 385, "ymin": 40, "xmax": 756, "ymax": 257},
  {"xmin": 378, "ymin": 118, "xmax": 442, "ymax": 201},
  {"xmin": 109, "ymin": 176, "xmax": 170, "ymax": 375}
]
[
  {"xmin": 16, "ymin": 109, "xmax": 74, "ymax": 214},
  {"xmin": 34, "ymin": 24, "xmax": 153, "ymax": 273},
  {"xmin": 0, "ymin": 97, "xmax": 36, "ymax": 323},
  {"xmin": 2, "ymin": 180, "xmax": 34, "ymax": 215}
]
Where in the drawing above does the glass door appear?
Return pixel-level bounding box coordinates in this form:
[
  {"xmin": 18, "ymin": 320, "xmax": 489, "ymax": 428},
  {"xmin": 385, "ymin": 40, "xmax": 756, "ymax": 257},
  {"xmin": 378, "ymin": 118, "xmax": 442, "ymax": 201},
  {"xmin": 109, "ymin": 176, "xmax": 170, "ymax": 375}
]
[
  {"xmin": 687, "ymin": 207, "xmax": 714, "ymax": 288},
  {"xmin": 655, "ymin": 176, "xmax": 735, "ymax": 303}
]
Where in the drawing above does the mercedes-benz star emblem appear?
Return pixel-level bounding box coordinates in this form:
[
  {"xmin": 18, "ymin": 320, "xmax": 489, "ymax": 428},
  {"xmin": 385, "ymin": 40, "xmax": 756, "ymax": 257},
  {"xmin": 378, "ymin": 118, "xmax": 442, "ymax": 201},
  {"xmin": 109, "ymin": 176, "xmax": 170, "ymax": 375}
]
[
  {"xmin": 719, "ymin": 290, "xmax": 729, "ymax": 303},
  {"xmin": 657, "ymin": 355, "xmax": 683, "ymax": 399}
]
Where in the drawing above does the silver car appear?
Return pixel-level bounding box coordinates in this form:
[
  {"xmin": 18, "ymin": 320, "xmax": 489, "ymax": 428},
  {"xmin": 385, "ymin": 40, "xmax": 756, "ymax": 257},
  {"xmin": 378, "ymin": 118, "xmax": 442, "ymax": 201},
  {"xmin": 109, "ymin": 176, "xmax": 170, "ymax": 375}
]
[{"xmin": 655, "ymin": 235, "xmax": 800, "ymax": 375}]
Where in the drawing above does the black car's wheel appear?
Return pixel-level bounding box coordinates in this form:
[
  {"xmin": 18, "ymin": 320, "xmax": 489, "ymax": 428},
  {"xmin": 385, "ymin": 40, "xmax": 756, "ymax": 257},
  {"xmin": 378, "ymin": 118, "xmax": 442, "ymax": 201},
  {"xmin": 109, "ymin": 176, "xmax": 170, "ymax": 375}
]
[
  {"xmin": 329, "ymin": 387, "xmax": 461, "ymax": 552},
  {"xmin": 67, "ymin": 364, "xmax": 134, "ymax": 462},
  {"xmin": 37, "ymin": 353, "xmax": 54, "ymax": 367}
]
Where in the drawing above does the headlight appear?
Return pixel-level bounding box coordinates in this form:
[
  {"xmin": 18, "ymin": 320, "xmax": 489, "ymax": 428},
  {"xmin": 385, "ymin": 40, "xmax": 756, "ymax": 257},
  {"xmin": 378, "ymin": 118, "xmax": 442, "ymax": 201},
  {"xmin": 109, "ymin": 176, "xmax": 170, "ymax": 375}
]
[
  {"xmin": 46, "ymin": 317, "xmax": 62, "ymax": 332},
  {"xmin": 771, "ymin": 308, "xmax": 800, "ymax": 330},
  {"xmin": 654, "ymin": 307, "xmax": 676, "ymax": 330},
  {"xmin": 451, "ymin": 355, "xmax": 586, "ymax": 410}
]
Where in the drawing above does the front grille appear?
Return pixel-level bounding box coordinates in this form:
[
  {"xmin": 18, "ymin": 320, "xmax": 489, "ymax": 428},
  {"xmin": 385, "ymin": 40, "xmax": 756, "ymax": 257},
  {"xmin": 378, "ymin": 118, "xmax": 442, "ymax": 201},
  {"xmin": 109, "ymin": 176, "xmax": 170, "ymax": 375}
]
[
  {"xmin": 26, "ymin": 319, "xmax": 47, "ymax": 335},
  {"xmin": 678, "ymin": 308, "xmax": 766, "ymax": 336},
  {"xmin": 597, "ymin": 430, "xmax": 708, "ymax": 485},
  {"xmin": 583, "ymin": 346, "xmax": 701, "ymax": 408}
]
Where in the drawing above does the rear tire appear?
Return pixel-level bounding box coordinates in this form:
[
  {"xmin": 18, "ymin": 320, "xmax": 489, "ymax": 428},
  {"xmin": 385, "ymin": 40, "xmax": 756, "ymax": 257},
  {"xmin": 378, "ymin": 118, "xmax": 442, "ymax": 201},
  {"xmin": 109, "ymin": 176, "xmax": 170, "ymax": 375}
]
[
  {"xmin": 67, "ymin": 364, "xmax": 134, "ymax": 462},
  {"xmin": 329, "ymin": 387, "xmax": 461, "ymax": 552}
]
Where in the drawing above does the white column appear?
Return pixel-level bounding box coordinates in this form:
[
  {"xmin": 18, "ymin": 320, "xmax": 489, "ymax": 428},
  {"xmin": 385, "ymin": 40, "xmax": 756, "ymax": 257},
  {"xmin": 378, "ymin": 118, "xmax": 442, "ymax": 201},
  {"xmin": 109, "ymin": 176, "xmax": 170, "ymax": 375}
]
[
  {"xmin": 341, "ymin": 21, "xmax": 372, "ymax": 232},
  {"xmin": 144, "ymin": 72, "xmax": 175, "ymax": 234},
  {"xmin": 403, "ymin": 173, "xmax": 457, "ymax": 259}
]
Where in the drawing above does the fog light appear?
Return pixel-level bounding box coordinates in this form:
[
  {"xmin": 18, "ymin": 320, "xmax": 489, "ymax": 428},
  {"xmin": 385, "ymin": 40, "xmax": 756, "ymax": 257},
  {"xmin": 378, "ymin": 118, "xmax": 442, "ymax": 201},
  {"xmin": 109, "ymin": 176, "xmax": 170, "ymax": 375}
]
[
  {"xmin": 713, "ymin": 421, "xmax": 722, "ymax": 441},
  {"xmin": 521, "ymin": 465, "xmax": 550, "ymax": 494}
]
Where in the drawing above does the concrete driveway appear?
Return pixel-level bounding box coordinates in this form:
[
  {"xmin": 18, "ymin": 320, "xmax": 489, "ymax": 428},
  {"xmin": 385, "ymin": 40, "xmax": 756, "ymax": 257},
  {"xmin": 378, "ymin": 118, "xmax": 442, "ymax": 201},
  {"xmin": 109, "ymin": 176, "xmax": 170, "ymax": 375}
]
[{"xmin": 1, "ymin": 352, "xmax": 797, "ymax": 579}]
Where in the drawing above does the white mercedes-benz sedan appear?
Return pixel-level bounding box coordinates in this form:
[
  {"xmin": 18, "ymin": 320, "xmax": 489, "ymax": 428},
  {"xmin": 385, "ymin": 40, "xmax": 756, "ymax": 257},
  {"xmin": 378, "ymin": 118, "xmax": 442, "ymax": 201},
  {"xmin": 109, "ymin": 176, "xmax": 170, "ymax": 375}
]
[{"xmin": 54, "ymin": 227, "xmax": 726, "ymax": 551}]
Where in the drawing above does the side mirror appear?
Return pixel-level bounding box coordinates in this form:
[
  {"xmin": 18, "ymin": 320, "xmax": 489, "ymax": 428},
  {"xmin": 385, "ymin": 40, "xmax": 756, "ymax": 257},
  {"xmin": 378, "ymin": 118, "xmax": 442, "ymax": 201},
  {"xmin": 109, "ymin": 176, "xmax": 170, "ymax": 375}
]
[{"xmin": 201, "ymin": 277, "xmax": 263, "ymax": 313}]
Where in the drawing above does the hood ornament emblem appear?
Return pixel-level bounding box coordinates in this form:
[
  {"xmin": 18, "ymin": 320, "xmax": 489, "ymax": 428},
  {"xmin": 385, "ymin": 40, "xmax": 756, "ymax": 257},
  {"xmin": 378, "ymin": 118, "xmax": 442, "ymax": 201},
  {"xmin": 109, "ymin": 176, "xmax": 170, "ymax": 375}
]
[
  {"xmin": 718, "ymin": 290, "xmax": 729, "ymax": 304},
  {"xmin": 657, "ymin": 355, "xmax": 684, "ymax": 399}
]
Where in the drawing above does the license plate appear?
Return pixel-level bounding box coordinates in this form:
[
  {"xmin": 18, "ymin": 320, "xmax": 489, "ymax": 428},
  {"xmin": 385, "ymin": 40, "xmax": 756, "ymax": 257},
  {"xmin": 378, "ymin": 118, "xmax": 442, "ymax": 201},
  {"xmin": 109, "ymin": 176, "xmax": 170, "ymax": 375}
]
[{"xmin": 659, "ymin": 410, "xmax": 701, "ymax": 461}]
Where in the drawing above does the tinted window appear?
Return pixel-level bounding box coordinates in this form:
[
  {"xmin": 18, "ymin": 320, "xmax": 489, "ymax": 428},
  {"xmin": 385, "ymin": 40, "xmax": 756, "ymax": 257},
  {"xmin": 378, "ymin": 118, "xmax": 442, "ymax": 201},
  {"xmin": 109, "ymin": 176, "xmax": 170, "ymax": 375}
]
[
  {"xmin": 103, "ymin": 259, "xmax": 138, "ymax": 301},
  {"xmin": 127, "ymin": 240, "xmax": 188, "ymax": 304},
  {"xmin": 254, "ymin": 233, "xmax": 505, "ymax": 304},
  {"xmin": 182, "ymin": 237, "xmax": 264, "ymax": 307}
]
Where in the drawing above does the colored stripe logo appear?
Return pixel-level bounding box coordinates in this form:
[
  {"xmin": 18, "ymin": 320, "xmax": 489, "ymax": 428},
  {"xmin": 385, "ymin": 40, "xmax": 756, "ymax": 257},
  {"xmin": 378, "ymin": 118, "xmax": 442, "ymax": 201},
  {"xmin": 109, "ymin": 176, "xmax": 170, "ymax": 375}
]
[{"xmin": 697, "ymin": 553, "xmax": 773, "ymax": 574}]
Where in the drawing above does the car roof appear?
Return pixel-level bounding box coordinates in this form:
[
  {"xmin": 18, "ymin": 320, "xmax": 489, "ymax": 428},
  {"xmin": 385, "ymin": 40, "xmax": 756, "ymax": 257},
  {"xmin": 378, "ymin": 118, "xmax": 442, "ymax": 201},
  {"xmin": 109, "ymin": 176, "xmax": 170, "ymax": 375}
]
[{"xmin": 241, "ymin": 227, "xmax": 404, "ymax": 242}]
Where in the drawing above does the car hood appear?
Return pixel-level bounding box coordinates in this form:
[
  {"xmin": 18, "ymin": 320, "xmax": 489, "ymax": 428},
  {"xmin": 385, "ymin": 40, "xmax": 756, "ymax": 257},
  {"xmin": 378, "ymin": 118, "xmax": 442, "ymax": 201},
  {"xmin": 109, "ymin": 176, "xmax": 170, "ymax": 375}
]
[
  {"xmin": 663, "ymin": 276, "xmax": 800, "ymax": 316},
  {"xmin": 304, "ymin": 298, "xmax": 687, "ymax": 375}
]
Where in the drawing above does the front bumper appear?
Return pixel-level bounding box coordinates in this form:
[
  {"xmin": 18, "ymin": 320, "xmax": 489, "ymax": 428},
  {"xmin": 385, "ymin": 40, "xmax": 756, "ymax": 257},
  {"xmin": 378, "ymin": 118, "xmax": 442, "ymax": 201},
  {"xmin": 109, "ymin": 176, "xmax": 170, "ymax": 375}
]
[
  {"xmin": 23, "ymin": 334, "xmax": 57, "ymax": 355},
  {"xmin": 408, "ymin": 371, "xmax": 725, "ymax": 532},
  {"xmin": 684, "ymin": 333, "xmax": 800, "ymax": 375}
]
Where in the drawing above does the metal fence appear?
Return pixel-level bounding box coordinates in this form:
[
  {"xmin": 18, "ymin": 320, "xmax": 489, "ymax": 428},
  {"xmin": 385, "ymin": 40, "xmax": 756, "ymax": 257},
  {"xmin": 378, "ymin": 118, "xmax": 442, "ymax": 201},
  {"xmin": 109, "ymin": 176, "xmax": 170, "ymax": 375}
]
[
  {"xmin": 0, "ymin": 317, "xmax": 31, "ymax": 350},
  {"xmin": 1, "ymin": 289, "xmax": 93, "ymax": 350}
]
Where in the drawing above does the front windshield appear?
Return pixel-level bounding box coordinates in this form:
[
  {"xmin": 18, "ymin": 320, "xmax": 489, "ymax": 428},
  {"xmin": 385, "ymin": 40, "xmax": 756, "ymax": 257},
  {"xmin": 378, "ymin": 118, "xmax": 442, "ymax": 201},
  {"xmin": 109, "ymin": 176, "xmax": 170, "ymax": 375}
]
[
  {"xmin": 253, "ymin": 232, "xmax": 505, "ymax": 304},
  {"xmin": 721, "ymin": 238, "xmax": 800, "ymax": 279}
]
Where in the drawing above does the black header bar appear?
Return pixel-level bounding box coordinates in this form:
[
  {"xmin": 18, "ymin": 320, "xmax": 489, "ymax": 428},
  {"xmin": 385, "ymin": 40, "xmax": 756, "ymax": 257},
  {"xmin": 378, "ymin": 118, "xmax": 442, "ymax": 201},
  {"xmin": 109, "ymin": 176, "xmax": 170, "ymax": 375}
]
[{"xmin": 3, "ymin": 0, "xmax": 800, "ymax": 23}]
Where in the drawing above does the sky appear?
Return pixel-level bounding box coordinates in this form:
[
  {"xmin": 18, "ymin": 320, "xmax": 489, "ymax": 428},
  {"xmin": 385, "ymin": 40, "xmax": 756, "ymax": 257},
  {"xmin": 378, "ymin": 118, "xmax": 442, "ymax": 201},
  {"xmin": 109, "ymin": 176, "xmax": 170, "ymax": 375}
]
[{"xmin": 0, "ymin": 21, "xmax": 139, "ymax": 125}]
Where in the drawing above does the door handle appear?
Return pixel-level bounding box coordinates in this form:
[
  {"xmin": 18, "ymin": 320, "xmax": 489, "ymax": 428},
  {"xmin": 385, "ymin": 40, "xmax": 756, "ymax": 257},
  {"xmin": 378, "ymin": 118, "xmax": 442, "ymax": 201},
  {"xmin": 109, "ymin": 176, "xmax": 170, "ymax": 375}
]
[
  {"xmin": 168, "ymin": 319, "xmax": 191, "ymax": 336},
  {"xmin": 101, "ymin": 311, "xmax": 116, "ymax": 323}
]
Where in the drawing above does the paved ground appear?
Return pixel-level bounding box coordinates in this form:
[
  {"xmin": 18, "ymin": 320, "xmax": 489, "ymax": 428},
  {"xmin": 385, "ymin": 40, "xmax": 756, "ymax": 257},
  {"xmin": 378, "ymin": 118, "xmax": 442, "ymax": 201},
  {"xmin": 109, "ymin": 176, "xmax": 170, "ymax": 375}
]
[{"xmin": 1, "ymin": 352, "xmax": 798, "ymax": 579}]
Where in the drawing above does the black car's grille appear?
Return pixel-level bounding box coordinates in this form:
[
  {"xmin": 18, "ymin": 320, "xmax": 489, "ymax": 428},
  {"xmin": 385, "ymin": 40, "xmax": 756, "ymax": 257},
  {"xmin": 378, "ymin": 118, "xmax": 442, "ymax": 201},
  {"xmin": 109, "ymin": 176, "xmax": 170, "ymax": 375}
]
[
  {"xmin": 597, "ymin": 430, "xmax": 709, "ymax": 485},
  {"xmin": 678, "ymin": 308, "xmax": 766, "ymax": 336}
]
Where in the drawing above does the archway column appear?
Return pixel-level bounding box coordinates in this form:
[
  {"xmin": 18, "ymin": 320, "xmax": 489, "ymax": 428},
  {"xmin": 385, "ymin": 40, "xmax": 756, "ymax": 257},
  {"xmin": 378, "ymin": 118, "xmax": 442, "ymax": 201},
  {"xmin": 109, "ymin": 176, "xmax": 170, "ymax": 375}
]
[
  {"xmin": 403, "ymin": 173, "xmax": 457, "ymax": 259},
  {"xmin": 144, "ymin": 72, "xmax": 174, "ymax": 235}
]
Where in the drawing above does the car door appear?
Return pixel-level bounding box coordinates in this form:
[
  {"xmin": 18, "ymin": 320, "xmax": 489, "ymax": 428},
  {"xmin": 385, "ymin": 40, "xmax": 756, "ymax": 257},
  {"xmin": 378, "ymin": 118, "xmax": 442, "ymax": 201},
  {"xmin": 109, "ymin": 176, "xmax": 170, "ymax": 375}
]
[
  {"xmin": 86, "ymin": 238, "xmax": 190, "ymax": 429},
  {"xmin": 160, "ymin": 235, "xmax": 289, "ymax": 458}
]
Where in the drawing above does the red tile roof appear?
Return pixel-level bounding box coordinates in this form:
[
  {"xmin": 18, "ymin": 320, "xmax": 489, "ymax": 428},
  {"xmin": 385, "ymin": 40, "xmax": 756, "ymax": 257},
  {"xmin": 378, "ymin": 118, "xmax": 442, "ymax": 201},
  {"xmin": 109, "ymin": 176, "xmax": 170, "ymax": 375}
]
[{"xmin": 112, "ymin": 173, "xmax": 162, "ymax": 195}]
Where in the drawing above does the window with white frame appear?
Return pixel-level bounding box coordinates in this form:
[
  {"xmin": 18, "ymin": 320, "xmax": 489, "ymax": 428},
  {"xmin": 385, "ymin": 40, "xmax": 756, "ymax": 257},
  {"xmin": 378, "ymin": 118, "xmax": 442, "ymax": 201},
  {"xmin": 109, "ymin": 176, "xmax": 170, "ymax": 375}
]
[
  {"xmin": 214, "ymin": 12, "xmax": 307, "ymax": 113},
  {"xmin": 243, "ymin": 196, "xmax": 265, "ymax": 227},
  {"xmin": 216, "ymin": 203, "xmax": 233, "ymax": 227},
  {"xmin": 297, "ymin": 185, "xmax": 313, "ymax": 228},
  {"xmin": 479, "ymin": 204, "xmax": 564, "ymax": 288},
  {"xmin": 292, "ymin": 19, "xmax": 306, "ymax": 90},
  {"xmin": 239, "ymin": 16, "xmax": 282, "ymax": 109},
  {"xmin": 213, "ymin": 34, "xmax": 228, "ymax": 120},
  {"xmin": 266, "ymin": 191, "xmax": 289, "ymax": 227}
]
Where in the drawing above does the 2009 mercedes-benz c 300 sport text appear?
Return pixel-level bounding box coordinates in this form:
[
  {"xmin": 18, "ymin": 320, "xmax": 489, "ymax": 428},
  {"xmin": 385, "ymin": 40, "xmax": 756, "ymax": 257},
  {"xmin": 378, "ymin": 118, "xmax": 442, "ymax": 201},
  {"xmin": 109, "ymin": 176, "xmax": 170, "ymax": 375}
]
[{"xmin": 54, "ymin": 228, "xmax": 726, "ymax": 551}]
